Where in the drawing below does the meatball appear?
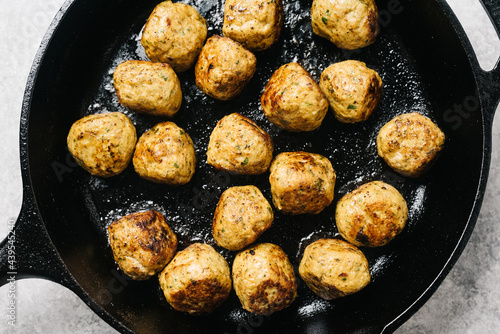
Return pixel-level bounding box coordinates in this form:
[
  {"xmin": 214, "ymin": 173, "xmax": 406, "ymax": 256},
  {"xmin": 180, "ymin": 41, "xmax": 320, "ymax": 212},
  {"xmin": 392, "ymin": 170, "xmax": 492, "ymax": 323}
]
[
  {"xmin": 207, "ymin": 113, "xmax": 273, "ymax": 175},
  {"xmin": 335, "ymin": 181, "xmax": 408, "ymax": 247},
  {"xmin": 133, "ymin": 122, "xmax": 196, "ymax": 185},
  {"xmin": 299, "ymin": 238, "xmax": 371, "ymax": 299},
  {"xmin": 377, "ymin": 113, "xmax": 446, "ymax": 177},
  {"xmin": 232, "ymin": 243, "xmax": 297, "ymax": 315},
  {"xmin": 319, "ymin": 60, "xmax": 382, "ymax": 123},
  {"xmin": 141, "ymin": 1, "xmax": 207, "ymax": 72},
  {"xmin": 158, "ymin": 243, "xmax": 232, "ymax": 314},
  {"xmin": 222, "ymin": 0, "xmax": 284, "ymax": 51},
  {"xmin": 261, "ymin": 62, "xmax": 329, "ymax": 132},
  {"xmin": 67, "ymin": 112, "xmax": 137, "ymax": 178},
  {"xmin": 311, "ymin": 0, "xmax": 379, "ymax": 50},
  {"xmin": 108, "ymin": 210, "xmax": 178, "ymax": 280},
  {"xmin": 195, "ymin": 35, "xmax": 257, "ymax": 100},
  {"xmin": 113, "ymin": 60, "xmax": 182, "ymax": 117},
  {"xmin": 213, "ymin": 185, "xmax": 274, "ymax": 251},
  {"xmin": 269, "ymin": 152, "xmax": 336, "ymax": 215}
]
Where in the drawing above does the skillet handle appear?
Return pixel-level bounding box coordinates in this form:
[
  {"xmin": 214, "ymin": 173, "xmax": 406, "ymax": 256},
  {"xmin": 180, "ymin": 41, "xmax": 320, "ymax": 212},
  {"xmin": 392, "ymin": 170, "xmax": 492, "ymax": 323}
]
[
  {"xmin": 476, "ymin": 0, "xmax": 500, "ymax": 123},
  {"xmin": 0, "ymin": 189, "xmax": 74, "ymax": 287}
]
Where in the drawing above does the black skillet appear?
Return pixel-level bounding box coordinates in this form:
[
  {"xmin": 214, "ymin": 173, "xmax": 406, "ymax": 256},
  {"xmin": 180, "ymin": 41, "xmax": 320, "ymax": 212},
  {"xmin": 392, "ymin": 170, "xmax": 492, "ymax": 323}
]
[{"xmin": 1, "ymin": 0, "xmax": 499, "ymax": 333}]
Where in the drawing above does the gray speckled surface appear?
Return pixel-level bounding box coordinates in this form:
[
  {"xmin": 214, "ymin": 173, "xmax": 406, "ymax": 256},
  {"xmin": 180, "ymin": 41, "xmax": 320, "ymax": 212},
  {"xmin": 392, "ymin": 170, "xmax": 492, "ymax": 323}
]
[{"xmin": 0, "ymin": 0, "xmax": 499, "ymax": 333}]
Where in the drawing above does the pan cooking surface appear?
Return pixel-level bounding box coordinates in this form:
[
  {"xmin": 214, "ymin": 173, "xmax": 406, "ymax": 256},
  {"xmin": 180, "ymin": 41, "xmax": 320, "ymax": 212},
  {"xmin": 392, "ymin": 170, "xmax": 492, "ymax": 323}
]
[{"xmin": 31, "ymin": 0, "xmax": 485, "ymax": 333}]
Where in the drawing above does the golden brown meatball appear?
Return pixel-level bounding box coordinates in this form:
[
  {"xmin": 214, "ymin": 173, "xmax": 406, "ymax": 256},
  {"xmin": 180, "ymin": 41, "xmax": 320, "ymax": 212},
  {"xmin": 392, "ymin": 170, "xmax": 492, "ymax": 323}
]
[
  {"xmin": 311, "ymin": 0, "xmax": 379, "ymax": 50},
  {"xmin": 67, "ymin": 112, "xmax": 137, "ymax": 178},
  {"xmin": 319, "ymin": 60, "xmax": 382, "ymax": 123},
  {"xmin": 108, "ymin": 210, "xmax": 178, "ymax": 280},
  {"xmin": 299, "ymin": 239, "xmax": 370, "ymax": 299},
  {"xmin": 269, "ymin": 152, "xmax": 336, "ymax": 215},
  {"xmin": 213, "ymin": 185, "xmax": 274, "ymax": 251},
  {"xmin": 141, "ymin": 1, "xmax": 207, "ymax": 72},
  {"xmin": 195, "ymin": 35, "xmax": 257, "ymax": 101},
  {"xmin": 222, "ymin": 0, "xmax": 284, "ymax": 51},
  {"xmin": 113, "ymin": 60, "xmax": 182, "ymax": 117},
  {"xmin": 133, "ymin": 122, "xmax": 196, "ymax": 185},
  {"xmin": 336, "ymin": 181, "xmax": 408, "ymax": 247},
  {"xmin": 261, "ymin": 62, "xmax": 329, "ymax": 132},
  {"xmin": 232, "ymin": 243, "xmax": 297, "ymax": 315},
  {"xmin": 207, "ymin": 113, "xmax": 273, "ymax": 175},
  {"xmin": 377, "ymin": 113, "xmax": 446, "ymax": 178},
  {"xmin": 158, "ymin": 243, "xmax": 231, "ymax": 314}
]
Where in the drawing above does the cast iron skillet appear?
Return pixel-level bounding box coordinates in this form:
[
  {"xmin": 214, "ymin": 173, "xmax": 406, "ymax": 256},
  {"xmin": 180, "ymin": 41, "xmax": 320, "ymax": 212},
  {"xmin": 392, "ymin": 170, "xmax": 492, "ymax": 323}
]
[{"xmin": 1, "ymin": 0, "xmax": 500, "ymax": 333}]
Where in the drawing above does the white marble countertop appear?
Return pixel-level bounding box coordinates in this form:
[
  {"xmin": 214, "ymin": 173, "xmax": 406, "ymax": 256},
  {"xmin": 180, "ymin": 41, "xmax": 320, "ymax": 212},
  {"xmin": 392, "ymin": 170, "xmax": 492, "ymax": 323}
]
[{"xmin": 0, "ymin": 0, "xmax": 499, "ymax": 333}]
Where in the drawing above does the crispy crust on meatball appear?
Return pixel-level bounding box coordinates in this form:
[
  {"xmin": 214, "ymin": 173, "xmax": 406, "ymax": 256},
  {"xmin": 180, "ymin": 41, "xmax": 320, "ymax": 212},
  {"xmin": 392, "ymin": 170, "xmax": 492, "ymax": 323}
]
[
  {"xmin": 269, "ymin": 151, "xmax": 336, "ymax": 215},
  {"xmin": 108, "ymin": 210, "xmax": 178, "ymax": 280},
  {"xmin": 158, "ymin": 243, "xmax": 232, "ymax": 314},
  {"xmin": 232, "ymin": 243, "xmax": 297, "ymax": 315},
  {"xmin": 67, "ymin": 112, "xmax": 137, "ymax": 177},
  {"xmin": 213, "ymin": 185, "xmax": 274, "ymax": 251},
  {"xmin": 261, "ymin": 62, "xmax": 329, "ymax": 132},
  {"xmin": 222, "ymin": 0, "xmax": 284, "ymax": 51},
  {"xmin": 133, "ymin": 122, "xmax": 196, "ymax": 185},
  {"xmin": 299, "ymin": 238, "xmax": 371, "ymax": 299},
  {"xmin": 336, "ymin": 181, "xmax": 408, "ymax": 247},
  {"xmin": 377, "ymin": 113, "xmax": 445, "ymax": 177},
  {"xmin": 141, "ymin": 1, "xmax": 207, "ymax": 72},
  {"xmin": 207, "ymin": 113, "xmax": 273, "ymax": 175},
  {"xmin": 311, "ymin": 0, "xmax": 379, "ymax": 50},
  {"xmin": 319, "ymin": 60, "xmax": 382, "ymax": 123},
  {"xmin": 195, "ymin": 35, "xmax": 257, "ymax": 101},
  {"xmin": 113, "ymin": 60, "xmax": 182, "ymax": 117}
]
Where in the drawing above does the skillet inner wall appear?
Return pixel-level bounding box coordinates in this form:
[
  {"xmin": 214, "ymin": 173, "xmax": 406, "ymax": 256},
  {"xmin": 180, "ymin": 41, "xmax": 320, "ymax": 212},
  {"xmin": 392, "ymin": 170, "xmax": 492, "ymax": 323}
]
[{"xmin": 26, "ymin": 0, "xmax": 483, "ymax": 333}]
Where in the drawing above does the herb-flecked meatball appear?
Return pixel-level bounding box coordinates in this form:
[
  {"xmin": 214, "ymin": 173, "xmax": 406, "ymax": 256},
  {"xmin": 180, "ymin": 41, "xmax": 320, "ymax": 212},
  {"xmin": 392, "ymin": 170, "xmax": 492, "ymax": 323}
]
[
  {"xmin": 113, "ymin": 60, "xmax": 182, "ymax": 117},
  {"xmin": 299, "ymin": 238, "xmax": 371, "ymax": 299},
  {"xmin": 232, "ymin": 243, "xmax": 297, "ymax": 315},
  {"xmin": 261, "ymin": 62, "xmax": 329, "ymax": 132},
  {"xmin": 336, "ymin": 181, "xmax": 408, "ymax": 247},
  {"xmin": 311, "ymin": 0, "xmax": 379, "ymax": 50},
  {"xmin": 108, "ymin": 210, "xmax": 178, "ymax": 280},
  {"xmin": 222, "ymin": 0, "xmax": 284, "ymax": 51},
  {"xmin": 195, "ymin": 35, "xmax": 257, "ymax": 101},
  {"xmin": 213, "ymin": 185, "xmax": 274, "ymax": 251},
  {"xmin": 377, "ymin": 113, "xmax": 445, "ymax": 177},
  {"xmin": 158, "ymin": 243, "xmax": 232, "ymax": 314},
  {"xmin": 67, "ymin": 112, "xmax": 137, "ymax": 177},
  {"xmin": 207, "ymin": 113, "xmax": 273, "ymax": 175},
  {"xmin": 319, "ymin": 60, "xmax": 382, "ymax": 123},
  {"xmin": 269, "ymin": 152, "xmax": 336, "ymax": 215},
  {"xmin": 133, "ymin": 122, "xmax": 196, "ymax": 185},
  {"xmin": 141, "ymin": 1, "xmax": 207, "ymax": 72}
]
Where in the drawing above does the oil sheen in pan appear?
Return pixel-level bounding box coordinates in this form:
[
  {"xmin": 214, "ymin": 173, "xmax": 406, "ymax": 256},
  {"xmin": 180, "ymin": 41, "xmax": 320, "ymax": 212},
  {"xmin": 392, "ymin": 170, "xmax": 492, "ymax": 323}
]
[{"xmin": 75, "ymin": 0, "xmax": 434, "ymax": 320}]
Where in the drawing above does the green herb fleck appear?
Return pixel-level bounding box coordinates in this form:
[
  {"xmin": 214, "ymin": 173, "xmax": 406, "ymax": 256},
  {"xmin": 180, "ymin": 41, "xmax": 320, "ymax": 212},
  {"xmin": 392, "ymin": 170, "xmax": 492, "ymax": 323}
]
[
  {"xmin": 174, "ymin": 163, "xmax": 179, "ymax": 168},
  {"xmin": 322, "ymin": 17, "xmax": 328, "ymax": 24},
  {"xmin": 242, "ymin": 157, "xmax": 249, "ymax": 165},
  {"xmin": 347, "ymin": 104, "xmax": 358, "ymax": 109}
]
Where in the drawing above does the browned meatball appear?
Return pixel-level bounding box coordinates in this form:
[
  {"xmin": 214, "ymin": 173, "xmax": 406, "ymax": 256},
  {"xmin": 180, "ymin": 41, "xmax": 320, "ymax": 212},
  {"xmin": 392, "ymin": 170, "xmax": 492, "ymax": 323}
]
[
  {"xmin": 232, "ymin": 243, "xmax": 297, "ymax": 315},
  {"xmin": 158, "ymin": 243, "xmax": 232, "ymax": 314},
  {"xmin": 377, "ymin": 113, "xmax": 446, "ymax": 177},
  {"xmin": 67, "ymin": 112, "xmax": 137, "ymax": 178},
  {"xmin": 311, "ymin": 0, "xmax": 379, "ymax": 50},
  {"xmin": 222, "ymin": 0, "xmax": 284, "ymax": 51},
  {"xmin": 133, "ymin": 122, "xmax": 196, "ymax": 185},
  {"xmin": 269, "ymin": 151, "xmax": 336, "ymax": 215},
  {"xmin": 195, "ymin": 35, "xmax": 257, "ymax": 100},
  {"xmin": 207, "ymin": 113, "xmax": 273, "ymax": 175},
  {"xmin": 336, "ymin": 181, "xmax": 408, "ymax": 247},
  {"xmin": 299, "ymin": 238, "xmax": 371, "ymax": 299},
  {"xmin": 108, "ymin": 210, "xmax": 178, "ymax": 280},
  {"xmin": 261, "ymin": 62, "xmax": 329, "ymax": 132},
  {"xmin": 213, "ymin": 185, "xmax": 274, "ymax": 251},
  {"xmin": 113, "ymin": 60, "xmax": 182, "ymax": 117},
  {"xmin": 141, "ymin": 1, "xmax": 207, "ymax": 72},
  {"xmin": 319, "ymin": 60, "xmax": 382, "ymax": 123}
]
